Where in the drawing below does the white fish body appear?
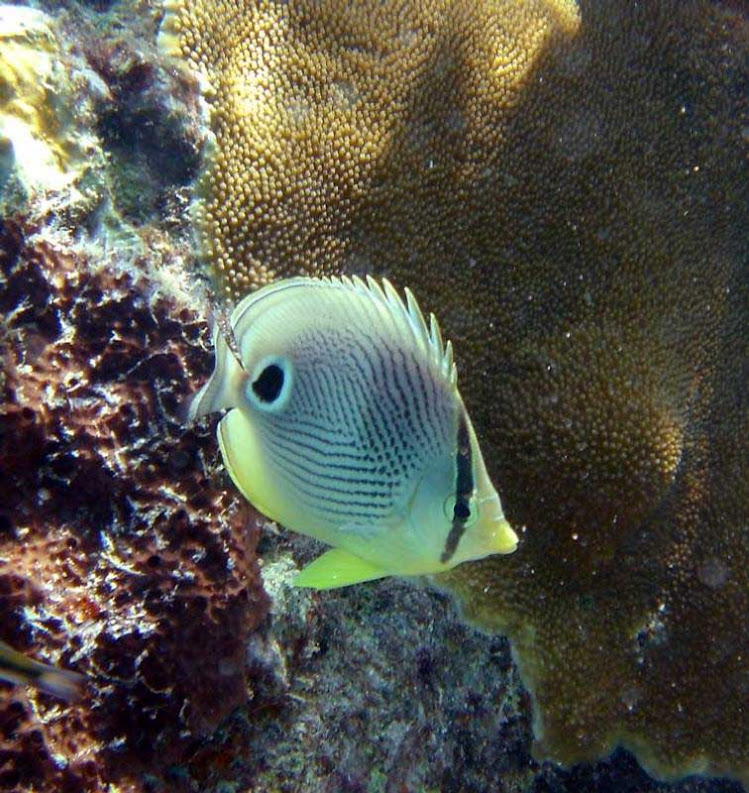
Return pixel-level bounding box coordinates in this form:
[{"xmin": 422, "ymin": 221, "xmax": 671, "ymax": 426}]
[{"xmin": 189, "ymin": 276, "xmax": 517, "ymax": 588}]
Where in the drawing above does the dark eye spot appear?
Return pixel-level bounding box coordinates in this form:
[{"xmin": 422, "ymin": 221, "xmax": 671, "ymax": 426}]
[
  {"xmin": 252, "ymin": 364, "xmax": 284, "ymax": 403},
  {"xmin": 454, "ymin": 501, "xmax": 471, "ymax": 521}
]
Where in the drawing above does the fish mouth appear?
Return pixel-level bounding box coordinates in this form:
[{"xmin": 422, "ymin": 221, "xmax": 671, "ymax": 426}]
[{"xmin": 474, "ymin": 493, "xmax": 519, "ymax": 556}]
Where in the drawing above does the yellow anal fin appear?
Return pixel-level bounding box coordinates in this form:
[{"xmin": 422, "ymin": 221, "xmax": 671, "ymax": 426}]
[{"xmin": 294, "ymin": 548, "xmax": 390, "ymax": 590}]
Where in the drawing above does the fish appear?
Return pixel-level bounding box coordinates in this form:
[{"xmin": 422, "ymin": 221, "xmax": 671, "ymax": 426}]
[
  {"xmin": 188, "ymin": 276, "xmax": 518, "ymax": 588},
  {"xmin": 0, "ymin": 639, "xmax": 84, "ymax": 701}
]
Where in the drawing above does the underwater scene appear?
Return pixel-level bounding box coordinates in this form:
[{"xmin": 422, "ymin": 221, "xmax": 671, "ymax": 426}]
[{"xmin": 0, "ymin": 0, "xmax": 746, "ymax": 791}]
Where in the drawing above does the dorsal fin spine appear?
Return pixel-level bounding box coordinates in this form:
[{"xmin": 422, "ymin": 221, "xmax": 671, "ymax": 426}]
[
  {"xmin": 445, "ymin": 340, "xmax": 456, "ymax": 385},
  {"xmin": 236, "ymin": 275, "xmax": 457, "ymax": 389},
  {"xmin": 353, "ymin": 275, "xmax": 455, "ymax": 389},
  {"xmin": 404, "ymin": 287, "xmax": 431, "ymax": 353}
]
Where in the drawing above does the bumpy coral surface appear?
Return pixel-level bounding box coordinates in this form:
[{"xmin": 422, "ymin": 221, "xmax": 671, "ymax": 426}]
[
  {"xmin": 159, "ymin": 0, "xmax": 579, "ymax": 299},
  {"xmin": 161, "ymin": 0, "xmax": 748, "ymax": 783},
  {"xmin": 0, "ymin": 219, "xmax": 268, "ymax": 790}
]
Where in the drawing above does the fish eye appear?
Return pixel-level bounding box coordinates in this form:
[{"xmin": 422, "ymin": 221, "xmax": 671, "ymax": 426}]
[
  {"xmin": 247, "ymin": 356, "xmax": 292, "ymax": 411},
  {"xmin": 454, "ymin": 501, "xmax": 471, "ymax": 521},
  {"xmin": 443, "ymin": 495, "xmax": 477, "ymax": 525},
  {"xmin": 253, "ymin": 364, "xmax": 284, "ymax": 402}
]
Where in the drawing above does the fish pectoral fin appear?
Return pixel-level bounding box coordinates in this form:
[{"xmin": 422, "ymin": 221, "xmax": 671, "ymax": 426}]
[{"xmin": 294, "ymin": 548, "xmax": 390, "ymax": 589}]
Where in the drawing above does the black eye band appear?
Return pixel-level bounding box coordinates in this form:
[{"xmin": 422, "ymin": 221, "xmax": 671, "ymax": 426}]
[{"xmin": 441, "ymin": 411, "xmax": 474, "ymax": 564}]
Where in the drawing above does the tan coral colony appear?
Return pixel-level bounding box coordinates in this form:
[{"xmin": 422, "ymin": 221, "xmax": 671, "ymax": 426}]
[{"xmin": 160, "ymin": 0, "xmax": 748, "ymax": 784}]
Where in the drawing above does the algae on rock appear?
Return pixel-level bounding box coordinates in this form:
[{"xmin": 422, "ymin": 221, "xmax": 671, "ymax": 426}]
[{"xmin": 0, "ymin": 5, "xmax": 107, "ymax": 221}]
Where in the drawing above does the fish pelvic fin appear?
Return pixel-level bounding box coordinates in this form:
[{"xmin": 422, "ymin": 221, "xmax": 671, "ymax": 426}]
[{"xmin": 294, "ymin": 548, "xmax": 390, "ymax": 589}]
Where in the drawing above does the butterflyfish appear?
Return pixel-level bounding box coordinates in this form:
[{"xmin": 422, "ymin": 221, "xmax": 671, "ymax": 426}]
[
  {"xmin": 188, "ymin": 276, "xmax": 518, "ymax": 588},
  {"xmin": 0, "ymin": 639, "xmax": 84, "ymax": 701}
]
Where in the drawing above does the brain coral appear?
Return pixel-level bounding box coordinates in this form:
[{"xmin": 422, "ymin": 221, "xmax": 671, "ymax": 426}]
[{"xmin": 160, "ymin": 0, "xmax": 748, "ymax": 783}]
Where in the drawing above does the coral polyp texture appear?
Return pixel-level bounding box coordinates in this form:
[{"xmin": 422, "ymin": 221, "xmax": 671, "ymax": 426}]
[
  {"xmin": 158, "ymin": 0, "xmax": 580, "ymax": 298},
  {"xmin": 0, "ymin": 219, "xmax": 268, "ymax": 790},
  {"xmin": 161, "ymin": 0, "xmax": 748, "ymax": 783}
]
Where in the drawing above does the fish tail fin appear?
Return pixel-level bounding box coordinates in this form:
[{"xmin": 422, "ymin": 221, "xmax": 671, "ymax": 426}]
[
  {"xmin": 35, "ymin": 666, "xmax": 85, "ymax": 702},
  {"xmin": 486, "ymin": 517, "xmax": 519, "ymax": 555}
]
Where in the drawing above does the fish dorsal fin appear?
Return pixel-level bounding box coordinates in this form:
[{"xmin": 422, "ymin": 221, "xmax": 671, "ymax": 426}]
[
  {"xmin": 227, "ymin": 275, "xmax": 458, "ymax": 389},
  {"xmin": 343, "ymin": 275, "xmax": 458, "ymax": 389}
]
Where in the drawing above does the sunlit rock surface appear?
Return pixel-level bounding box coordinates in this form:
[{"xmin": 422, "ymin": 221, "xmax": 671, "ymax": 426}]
[{"xmin": 0, "ymin": 5, "xmax": 108, "ymax": 222}]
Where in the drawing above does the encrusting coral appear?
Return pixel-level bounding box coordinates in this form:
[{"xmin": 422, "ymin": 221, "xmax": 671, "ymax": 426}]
[
  {"xmin": 0, "ymin": 219, "xmax": 268, "ymax": 790},
  {"xmin": 159, "ymin": 0, "xmax": 580, "ymax": 299},
  {"xmin": 160, "ymin": 0, "xmax": 748, "ymax": 784}
]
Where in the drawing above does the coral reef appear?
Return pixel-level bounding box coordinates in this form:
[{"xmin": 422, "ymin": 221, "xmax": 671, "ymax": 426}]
[
  {"xmin": 0, "ymin": 218, "xmax": 268, "ymax": 790},
  {"xmin": 182, "ymin": 552, "xmax": 535, "ymax": 792},
  {"xmin": 0, "ymin": 0, "xmax": 205, "ymax": 239},
  {"xmin": 146, "ymin": 541, "xmax": 746, "ymax": 793},
  {"xmin": 162, "ymin": 0, "xmax": 748, "ymax": 783},
  {"xmin": 81, "ymin": 13, "xmax": 204, "ymax": 225},
  {"xmin": 0, "ymin": 0, "xmax": 745, "ymax": 789},
  {"xmin": 0, "ymin": 5, "xmax": 107, "ymax": 223},
  {"xmin": 1, "ymin": 216, "xmax": 737, "ymax": 792},
  {"xmin": 158, "ymin": 0, "xmax": 580, "ymax": 300}
]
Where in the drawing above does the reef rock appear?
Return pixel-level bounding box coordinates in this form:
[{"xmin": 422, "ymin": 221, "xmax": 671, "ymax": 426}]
[
  {"xmin": 0, "ymin": 219, "xmax": 268, "ymax": 790},
  {"xmin": 0, "ymin": 5, "xmax": 108, "ymax": 221}
]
